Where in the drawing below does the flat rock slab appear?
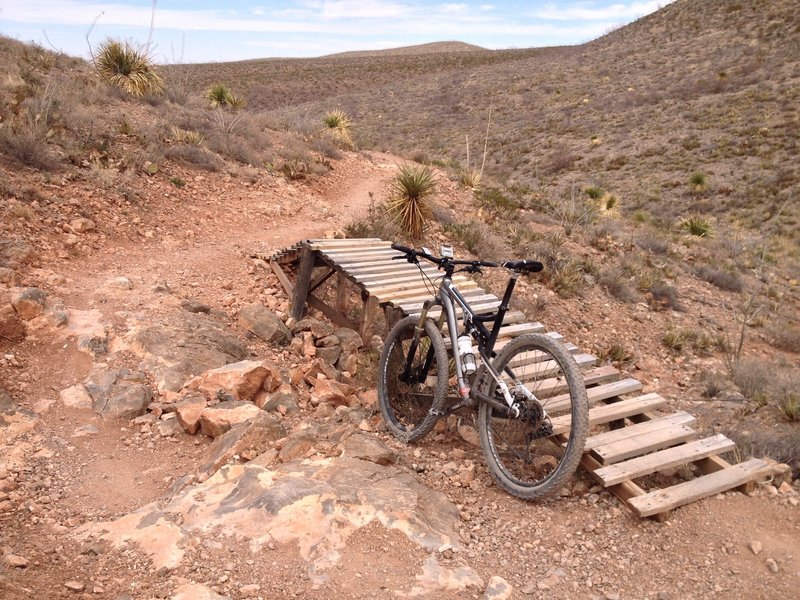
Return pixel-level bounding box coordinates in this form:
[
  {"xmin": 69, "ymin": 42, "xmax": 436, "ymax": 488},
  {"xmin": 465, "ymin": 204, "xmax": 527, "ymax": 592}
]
[
  {"xmin": 128, "ymin": 311, "xmax": 248, "ymax": 392},
  {"xmin": 189, "ymin": 360, "xmax": 280, "ymax": 402},
  {"xmin": 85, "ymin": 367, "xmax": 153, "ymax": 420},
  {"xmin": 81, "ymin": 457, "xmax": 461, "ymax": 583}
]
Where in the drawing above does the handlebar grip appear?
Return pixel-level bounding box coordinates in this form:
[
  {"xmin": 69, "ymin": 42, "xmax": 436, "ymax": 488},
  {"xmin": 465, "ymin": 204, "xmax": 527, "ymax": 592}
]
[{"xmin": 391, "ymin": 242, "xmax": 414, "ymax": 254}]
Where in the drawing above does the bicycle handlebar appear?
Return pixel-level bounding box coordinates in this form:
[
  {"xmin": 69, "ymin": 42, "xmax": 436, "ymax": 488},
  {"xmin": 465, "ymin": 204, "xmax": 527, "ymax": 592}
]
[{"xmin": 391, "ymin": 243, "xmax": 543, "ymax": 273}]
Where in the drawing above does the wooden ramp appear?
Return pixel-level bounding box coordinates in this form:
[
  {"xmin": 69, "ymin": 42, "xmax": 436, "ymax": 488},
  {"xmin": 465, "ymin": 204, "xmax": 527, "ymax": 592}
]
[{"xmin": 268, "ymin": 238, "xmax": 774, "ymax": 519}]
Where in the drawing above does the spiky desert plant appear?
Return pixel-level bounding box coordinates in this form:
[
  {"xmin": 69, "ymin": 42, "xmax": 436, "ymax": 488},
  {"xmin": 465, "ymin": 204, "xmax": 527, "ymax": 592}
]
[
  {"xmin": 94, "ymin": 39, "xmax": 164, "ymax": 97},
  {"xmin": 386, "ymin": 164, "xmax": 437, "ymax": 239},
  {"xmin": 322, "ymin": 109, "xmax": 354, "ymax": 149},
  {"xmin": 680, "ymin": 215, "xmax": 713, "ymax": 237},
  {"xmin": 205, "ymin": 83, "xmax": 244, "ymax": 109}
]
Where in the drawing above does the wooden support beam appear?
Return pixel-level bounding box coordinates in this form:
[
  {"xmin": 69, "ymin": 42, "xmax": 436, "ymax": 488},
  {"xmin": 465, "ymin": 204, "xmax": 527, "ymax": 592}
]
[
  {"xmin": 270, "ymin": 259, "xmax": 294, "ymax": 297},
  {"xmin": 336, "ymin": 272, "xmax": 348, "ymax": 313},
  {"xmin": 306, "ymin": 293, "xmax": 358, "ymax": 331},
  {"xmin": 359, "ymin": 295, "xmax": 379, "ymax": 345},
  {"xmin": 290, "ymin": 245, "xmax": 315, "ymax": 320}
]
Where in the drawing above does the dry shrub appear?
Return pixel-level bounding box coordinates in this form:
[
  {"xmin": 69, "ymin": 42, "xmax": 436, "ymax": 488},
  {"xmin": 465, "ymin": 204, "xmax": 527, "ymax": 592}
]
[
  {"xmin": 544, "ymin": 145, "xmax": 577, "ymax": 174},
  {"xmin": 165, "ymin": 144, "xmax": 223, "ymax": 171},
  {"xmin": 695, "ymin": 264, "xmax": 744, "ymax": 292},
  {"xmin": 599, "ymin": 267, "xmax": 637, "ymax": 303},
  {"xmin": 0, "ymin": 115, "xmax": 57, "ymax": 169}
]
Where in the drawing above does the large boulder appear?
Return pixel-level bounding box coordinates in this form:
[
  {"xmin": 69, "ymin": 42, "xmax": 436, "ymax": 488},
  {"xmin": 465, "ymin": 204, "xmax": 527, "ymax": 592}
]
[
  {"xmin": 338, "ymin": 433, "xmax": 398, "ymax": 466},
  {"xmin": 128, "ymin": 311, "xmax": 248, "ymax": 392},
  {"xmin": 85, "ymin": 367, "xmax": 153, "ymax": 420},
  {"xmin": 0, "ymin": 240, "xmax": 36, "ymax": 269},
  {"xmin": 239, "ymin": 303, "xmax": 291, "ymax": 345},
  {"xmin": 174, "ymin": 393, "xmax": 208, "ymax": 434},
  {"xmin": 81, "ymin": 457, "xmax": 462, "ymax": 582}
]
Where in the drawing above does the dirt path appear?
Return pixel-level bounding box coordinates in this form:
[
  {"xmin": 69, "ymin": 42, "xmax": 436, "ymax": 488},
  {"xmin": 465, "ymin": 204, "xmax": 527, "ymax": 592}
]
[{"xmin": 1, "ymin": 151, "xmax": 799, "ymax": 599}]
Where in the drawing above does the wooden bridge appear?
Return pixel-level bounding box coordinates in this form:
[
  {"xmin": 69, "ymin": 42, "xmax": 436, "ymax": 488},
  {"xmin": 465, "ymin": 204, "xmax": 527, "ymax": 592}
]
[{"xmin": 268, "ymin": 238, "xmax": 777, "ymax": 519}]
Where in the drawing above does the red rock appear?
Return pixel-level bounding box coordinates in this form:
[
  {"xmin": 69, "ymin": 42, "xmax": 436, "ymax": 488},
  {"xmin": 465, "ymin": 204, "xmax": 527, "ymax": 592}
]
[
  {"xmin": 199, "ymin": 401, "xmax": 261, "ymax": 438},
  {"xmin": 175, "ymin": 393, "xmax": 208, "ymax": 434},
  {"xmin": 190, "ymin": 360, "xmax": 271, "ymax": 402}
]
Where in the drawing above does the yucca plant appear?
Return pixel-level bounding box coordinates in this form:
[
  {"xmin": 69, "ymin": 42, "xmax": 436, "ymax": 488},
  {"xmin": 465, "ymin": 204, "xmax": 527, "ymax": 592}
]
[
  {"xmin": 322, "ymin": 109, "xmax": 354, "ymax": 149},
  {"xmin": 170, "ymin": 126, "xmax": 205, "ymax": 145},
  {"xmin": 94, "ymin": 39, "xmax": 164, "ymax": 97},
  {"xmin": 680, "ymin": 215, "xmax": 713, "ymax": 237},
  {"xmin": 205, "ymin": 84, "xmax": 245, "ymax": 109},
  {"xmin": 386, "ymin": 164, "xmax": 437, "ymax": 239}
]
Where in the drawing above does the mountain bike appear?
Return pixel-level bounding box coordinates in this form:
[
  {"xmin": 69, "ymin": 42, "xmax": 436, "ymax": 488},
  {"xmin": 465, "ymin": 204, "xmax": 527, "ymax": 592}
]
[{"xmin": 377, "ymin": 243, "xmax": 588, "ymax": 500}]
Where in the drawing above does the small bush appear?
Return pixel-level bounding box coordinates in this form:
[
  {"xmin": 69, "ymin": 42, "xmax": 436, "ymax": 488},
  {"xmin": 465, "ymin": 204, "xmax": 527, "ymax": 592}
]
[
  {"xmin": 689, "ymin": 171, "xmax": 707, "ymax": 192},
  {"xmin": 205, "ymin": 83, "xmax": 245, "ymax": 109},
  {"xmin": 477, "ymin": 186, "xmax": 519, "ymax": 218},
  {"xmin": 599, "ymin": 343, "xmax": 633, "ymax": 364},
  {"xmin": 343, "ymin": 201, "xmax": 398, "ymax": 240},
  {"xmin": 766, "ymin": 321, "xmax": 800, "ymax": 353},
  {"xmin": 731, "ymin": 359, "xmax": 771, "ymax": 403},
  {"xmin": 585, "ymin": 185, "xmax": 604, "ymax": 200},
  {"xmin": 680, "ymin": 216, "xmax": 713, "ymax": 237},
  {"xmin": 695, "ymin": 264, "xmax": 744, "ymax": 292},
  {"xmin": 94, "ymin": 39, "xmax": 164, "ymax": 97},
  {"xmin": 165, "ymin": 144, "xmax": 223, "ymax": 171},
  {"xmin": 551, "ymin": 259, "xmax": 587, "ymax": 298},
  {"xmin": 545, "ymin": 146, "xmax": 577, "ymax": 174},
  {"xmin": 599, "ymin": 267, "xmax": 637, "ymax": 303},
  {"xmin": 169, "ymin": 177, "xmax": 186, "ymax": 188},
  {"xmin": 322, "ymin": 108, "xmax": 354, "ymax": 150},
  {"xmin": 170, "ymin": 126, "xmax": 205, "ymax": 145},
  {"xmin": 548, "ymin": 186, "xmax": 598, "ymax": 237},
  {"xmin": 649, "ymin": 281, "xmax": 682, "ymax": 311},
  {"xmin": 386, "ymin": 164, "xmax": 436, "ymax": 239},
  {"xmin": 0, "ymin": 115, "xmax": 56, "ymax": 169}
]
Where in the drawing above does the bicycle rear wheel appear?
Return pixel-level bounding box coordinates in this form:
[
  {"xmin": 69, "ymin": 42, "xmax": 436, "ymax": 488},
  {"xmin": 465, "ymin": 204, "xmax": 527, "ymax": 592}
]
[
  {"xmin": 377, "ymin": 315, "xmax": 448, "ymax": 442},
  {"xmin": 478, "ymin": 333, "xmax": 588, "ymax": 500}
]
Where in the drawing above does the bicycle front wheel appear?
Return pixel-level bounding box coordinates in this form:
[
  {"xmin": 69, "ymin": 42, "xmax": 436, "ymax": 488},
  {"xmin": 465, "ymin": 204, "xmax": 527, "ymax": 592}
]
[
  {"xmin": 478, "ymin": 333, "xmax": 588, "ymax": 500},
  {"xmin": 377, "ymin": 315, "xmax": 448, "ymax": 443}
]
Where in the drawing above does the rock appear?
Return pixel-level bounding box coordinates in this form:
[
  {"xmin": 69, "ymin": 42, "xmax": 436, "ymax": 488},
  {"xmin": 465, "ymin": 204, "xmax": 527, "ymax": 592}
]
[
  {"xmin": 279, "ymin": 432, "xmax": 315, "ymax": 462},
  {"xmin": 337, "ymin": 352, "xmax": 359, "ymax": 375},
  {"xmin": 86, "ymin": 457, "xmax": 462, "ymax": 580},
  {"xmin": 290, "ymin": 317, "xmax": 334, "ymax": 338},
  {"xmin": 412, "ymin": 555, "xmax": 484, "ymax": 595},
  {"xmin": 458, "ymin": 424, "xmax": 481, "ymax": 447},
  {"xmin": 259, "ymin": 386, "xmax": 299, "ymax": 413},
  {"xmin": 484, "ymin": 576, "xmax": 513, "ymax": 600},
  {"xmin": 316, "ymin": 345, "xmax": 342, "ymax": 365},
  {"xmin": 334, "ymin": 327, "xmax": 363, "ymax": 353},
  {"xmin": 748, "ymin": 540, "xmax": 763, "ymax": 555},
  {"xmin": 175, "ymin": 393, "xmax": 208, "ymax": 434},
  {"xmin": 105, "ymin": 276, "xmax": 133, "ymax": 290},
  {"xmin": 70, "ymin": 217, "xmax": 96, "ymax": 233},
  {"xmin": 0, "ymin": 266, "xmax": 14, "ymax": 284},
  {"xmin": 64, "ymin": 580, "xmax": 85, "ymax": 592},
  {"xmin": 4, "ymin": 553, "xmax": 28, "ymax": 568},
  {"xmin": 304, "ymin": 359, "xmax": 342, "ymax": 384},
  {"xmin": 339, "ymin": 433, "xmax": 398, "ymax": 465},
  {"xmin": 0, "ymin": 306, "xmax": 26, "ymax": 341},
  {"xmin": 129, "ymin": 311, "xmax": 248, "ymax": 392},
  {"xmin": 172, "ymin": 583, "xmax": 230, "ymax": 600},
  {"xmin": 189, "ymin": 360, "xmax": 271, "ymax": 402},
  {"xmin": 199, "ymin": 401, "xmax": 261, "ymax": 438},
  {"xmin": 60, "ymin": 384, "xmax": 93, "ymax": 410},
  {"xmin": 313, "ymin": 378, "xmax": 355, "ymax": 407},
  {"xmin": 0, "ymin": 240, "xmax": 36, "ymax": 268},
  {"xmin": 197, "ymin": 411, "xmax": 287, "ymax": 479},
  {"xmin": 85, "ymin": 367, "xmax": 153, "ymax": 420},
  {"xmin": 369, "ymin": 334, "xmax": 384, "ymax": 354},
  {"xmin": 73, "ymin": 424, "xmax": 100, "ymax": 437},
  {"xmin": 11, "ymin": 287, "xmax": 47, "ymax": 320},
  {"xmin": 316, "ymin": 334, "xmax": 340, "ymax": 348},
  {"xmin": 766, "ymin": 558, "xmax": 779, "ymax": 573},
  {"xmin": 180, "ymin": 299, "xmax": 211, "ymax": 314},
  {"xmin": 239, "ymin": 584, "xmax": 260, "ymax": 598},
  {"xmin": 239, "ymin": 303, "xmax": 291, "ymax": 345}
]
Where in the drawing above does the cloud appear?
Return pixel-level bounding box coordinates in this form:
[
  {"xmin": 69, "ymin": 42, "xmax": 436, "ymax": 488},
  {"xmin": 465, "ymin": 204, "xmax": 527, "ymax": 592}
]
[
  {"xmin": 532, "ymin": 1, "xmax": 674, "ymax": 21},
  {"xmin": 439, "ymin": 3, "xmax": 468, "ymax": 14}
]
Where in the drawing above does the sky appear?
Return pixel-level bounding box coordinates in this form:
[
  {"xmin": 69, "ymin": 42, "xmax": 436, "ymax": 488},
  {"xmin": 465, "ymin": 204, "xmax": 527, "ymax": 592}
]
[{"xmin": 0, "ymin": 1, "xmax": 675, "ymax": 63}]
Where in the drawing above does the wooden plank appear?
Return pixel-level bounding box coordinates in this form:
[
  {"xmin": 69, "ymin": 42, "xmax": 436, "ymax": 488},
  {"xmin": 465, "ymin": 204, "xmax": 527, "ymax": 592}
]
[
  {"xmin": 595, "ymin": 423, "xmax": 697, "ymax": 464},
  {"xmin": 340, "ymin": 262, "xmax": 426, "ymax": 275},
  {"xmin": 580, "ymin": 452, "xmax": 648, "ymax": 503},
  {"xmin": 585, "ymin": 411, "xmax": 695, "ymax": 451},
  {"xmin": 359, "ymin": 295, "xmax": 378, "ymax": 345},
  {"xmin": 544, "ymin": 377, "xmax": 641, "ymax": 412},
  {"xmin": 628, "ymin": 458, "xmax": 772, "ymax": 517},
  {"xmin": 289, "ymin": 245, "xmax": 315, "ymax": 320},
  {"xmin": 369, "ymin": 274, "xmax": 474, "ymax": 295},
  {"xmin": 308, "ymin": 238, "xmax": 386, "ymax": 249},
  {"xmin": 594, "ymin": 434, "xmax": 736, "ymax": 486},
  {"xmin": 269, "ymin": 259, "xmax": 294, "ymax": 297},
  {"xmin": 350, "ymin": 270, "xmax": 435, "ymax": 287},
  {"xmin": 550, "ymin": 392, "xmax": 665, "ymax": 435},
  {"xmin": 397, "ymin": 289, "xmax": 492, "ymax": 311},
  {"xmin": 321, "ymin": 248, "xmax": 400, "ymax": 260},
  {"xmin": 374, "ymin": 281, "xmax": 479, "ymax": 302}
]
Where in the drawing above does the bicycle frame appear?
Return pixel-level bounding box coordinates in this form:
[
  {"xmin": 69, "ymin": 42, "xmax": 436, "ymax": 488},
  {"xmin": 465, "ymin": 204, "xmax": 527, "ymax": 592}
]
[{"xmin": 410, "ymin": 269, "xmax": 524, "ymax": 415}]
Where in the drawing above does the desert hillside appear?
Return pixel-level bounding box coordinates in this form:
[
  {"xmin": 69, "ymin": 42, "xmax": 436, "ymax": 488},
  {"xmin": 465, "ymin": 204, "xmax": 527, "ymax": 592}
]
[{"xmin": 1, "ymin": 0, "xmax": 799, "ymax": 598}]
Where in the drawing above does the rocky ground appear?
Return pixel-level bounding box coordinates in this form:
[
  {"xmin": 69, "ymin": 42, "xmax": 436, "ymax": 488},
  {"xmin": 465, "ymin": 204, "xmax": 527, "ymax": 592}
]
[{"xmin": 1, "ymin": 150, "xmax": 798, "ymax": 600}]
